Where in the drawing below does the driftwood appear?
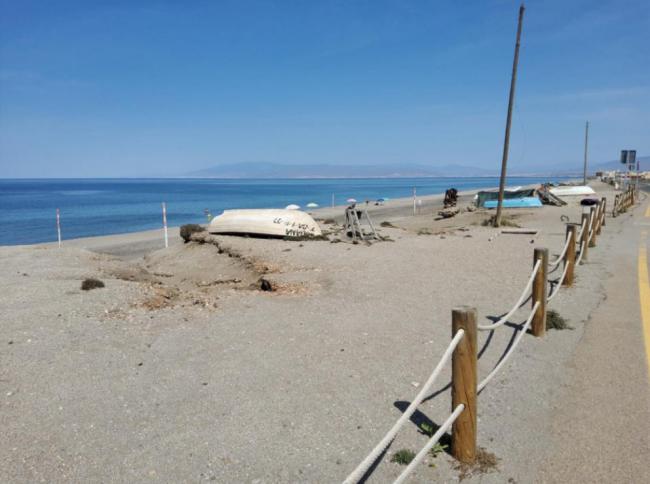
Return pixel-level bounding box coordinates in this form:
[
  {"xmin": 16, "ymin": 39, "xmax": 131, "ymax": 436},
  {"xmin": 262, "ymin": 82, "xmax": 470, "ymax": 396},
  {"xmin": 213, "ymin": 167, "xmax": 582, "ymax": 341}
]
[
  {"xmin": 537, "ymin": 187, "xmax": 566, "ymax": 206},
  {"xmin": 437, "ymin": 208, "xmax": 459, "ymax": 219},
  {"xmin": 500, "ymin": 228, "xmax": 539, "ymax": 235}
]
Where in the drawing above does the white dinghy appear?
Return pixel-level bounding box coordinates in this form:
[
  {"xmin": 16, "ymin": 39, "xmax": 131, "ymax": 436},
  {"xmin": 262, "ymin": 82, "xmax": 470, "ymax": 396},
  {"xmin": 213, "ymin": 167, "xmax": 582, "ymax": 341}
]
[
  {"xmin": 549, "ymin": 185, "xmax": 596, "ymax": 197},
  {"xmin": 208, "ymin": 209, "xmax": 322, "ymax": 238}
]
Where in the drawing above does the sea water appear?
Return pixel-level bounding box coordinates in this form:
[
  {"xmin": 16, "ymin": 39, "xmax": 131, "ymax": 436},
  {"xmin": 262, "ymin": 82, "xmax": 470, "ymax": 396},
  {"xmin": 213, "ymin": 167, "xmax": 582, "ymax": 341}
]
[{"xmin": 0, "ymin": 177, "xmax": 568, "ymax": 245}]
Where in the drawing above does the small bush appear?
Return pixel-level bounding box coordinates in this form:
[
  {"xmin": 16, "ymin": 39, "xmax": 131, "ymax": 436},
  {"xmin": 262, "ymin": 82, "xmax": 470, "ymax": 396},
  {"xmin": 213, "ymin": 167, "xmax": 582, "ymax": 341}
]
[
  {"xmin": 546, "ymin": 309, "xmax": 573, "ymax": 330},
  {"xmin": 322, "ymin": 218, "xmax": 337, "ymax": 224},
  {"xmin": 81, "ymin": 278, "xmax": 104, "ymax": 291},
  {"xmin": 180, "ymin": 224, "xmax": 206, "ymax": 243},
  {"xmin": 391, "ymin": 449, "xmax": 416, "ymax": 466}
]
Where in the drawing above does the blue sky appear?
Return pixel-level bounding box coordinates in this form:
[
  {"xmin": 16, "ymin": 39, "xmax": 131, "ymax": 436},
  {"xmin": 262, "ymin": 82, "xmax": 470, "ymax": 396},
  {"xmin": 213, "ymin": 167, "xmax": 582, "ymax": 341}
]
[{"xmin": 0, "ymin": 0, "xmax": 648, "ymax": 177}]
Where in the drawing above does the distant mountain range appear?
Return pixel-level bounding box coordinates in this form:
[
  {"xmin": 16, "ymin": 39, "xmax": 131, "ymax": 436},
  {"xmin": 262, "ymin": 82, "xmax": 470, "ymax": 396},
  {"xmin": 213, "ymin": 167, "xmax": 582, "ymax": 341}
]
[{"xmin": 184, "ymin": 157, "xmax": 647, "ymax": 179}]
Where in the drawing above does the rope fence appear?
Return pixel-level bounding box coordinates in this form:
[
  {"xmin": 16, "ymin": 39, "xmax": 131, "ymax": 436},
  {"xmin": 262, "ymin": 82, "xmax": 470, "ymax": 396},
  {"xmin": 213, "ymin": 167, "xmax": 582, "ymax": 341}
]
[
  {"xmin": 343, "ymin": 191, "xmax": 633, "ymax": 483},
  {"xmin": 342, "ymin": 329, "xmax": 466, "ymax": 484},
  {"xmin": 477, "ymin": 301, "xmax": 539, "ymax": 392},
  {"xmin": 477, "ymin": 259, "xmax": 540, "ymax": 331}
]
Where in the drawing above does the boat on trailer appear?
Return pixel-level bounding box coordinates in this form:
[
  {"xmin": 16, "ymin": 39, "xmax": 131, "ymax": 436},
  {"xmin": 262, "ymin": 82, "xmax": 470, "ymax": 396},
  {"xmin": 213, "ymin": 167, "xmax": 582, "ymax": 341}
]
[{"xmin": 208, "ymin": 209, "xmax": 322, "ymax": 238}]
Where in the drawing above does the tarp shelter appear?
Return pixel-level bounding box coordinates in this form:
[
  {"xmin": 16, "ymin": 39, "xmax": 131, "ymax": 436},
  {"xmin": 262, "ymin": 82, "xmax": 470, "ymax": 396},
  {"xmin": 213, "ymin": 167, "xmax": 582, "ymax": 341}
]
[{"xmin": 475, "ymin": 188, "xmax": 537, "ymax": 207}]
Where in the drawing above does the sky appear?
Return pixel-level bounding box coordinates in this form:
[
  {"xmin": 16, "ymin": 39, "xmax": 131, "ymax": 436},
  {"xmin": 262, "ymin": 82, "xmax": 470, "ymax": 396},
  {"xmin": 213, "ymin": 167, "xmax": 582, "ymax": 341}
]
[{"xmin": 0, "ymin": 0, "xmax": 648, "ymax": 178}]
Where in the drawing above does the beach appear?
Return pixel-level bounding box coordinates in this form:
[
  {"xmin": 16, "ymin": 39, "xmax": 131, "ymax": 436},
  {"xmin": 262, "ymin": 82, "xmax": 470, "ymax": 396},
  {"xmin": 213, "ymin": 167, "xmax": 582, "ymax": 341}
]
[{"xmin": 1, "ymin": 180, "xmax": 648, "ymax": 483}]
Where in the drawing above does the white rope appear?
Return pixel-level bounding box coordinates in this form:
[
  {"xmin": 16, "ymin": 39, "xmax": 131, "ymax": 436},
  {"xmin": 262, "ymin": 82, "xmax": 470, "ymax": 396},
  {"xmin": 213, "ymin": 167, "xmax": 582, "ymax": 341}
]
[
  {"xmin": 576, "ymin": 219, "xmax": 587, "ymax": 241},
  {"xmin": 575, "ymin": 240, "xmax": 586, "ymax": 266},
  {"xmin": 392, "ymin": 404, "xmax": 465, "ymax": 484},
  {"xmin": 478, "ymin": 260, "xmax": 541, "ymax": 331},
  {"xmin": 547, "ymin": 262, "xmax": 570, "ymax": 301},
  {"xmin": 342, "ymin": 329, "xmax": 466, "ymax": 484},
  {"xmin": 549, "ymin": 235, "xmax": 571, "ymax": 270},
  {"xmin": 477, "ymin": 301, "xmax": 539, "ymax": 392}
]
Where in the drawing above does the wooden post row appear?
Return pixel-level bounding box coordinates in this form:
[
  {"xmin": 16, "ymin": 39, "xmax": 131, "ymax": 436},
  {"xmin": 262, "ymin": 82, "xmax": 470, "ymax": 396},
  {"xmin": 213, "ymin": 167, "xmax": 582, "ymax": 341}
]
[
  {"xmin": 563, "ymin": 225, "xmax": 577, "ymax": 287},
  {"xmin": 589, "ymin": 206, "xmax": 597, "ymax": 247},
  {"xmin": 580, "ymin": 212, "xmax": 590, "ymax": 262},
  {"xmin": 531, "ymin": 248, "xmax": 548, "ymax": 337},
  {"xmin": 451, "ymin": 306, "xmax": 477, "ymax": 464}
]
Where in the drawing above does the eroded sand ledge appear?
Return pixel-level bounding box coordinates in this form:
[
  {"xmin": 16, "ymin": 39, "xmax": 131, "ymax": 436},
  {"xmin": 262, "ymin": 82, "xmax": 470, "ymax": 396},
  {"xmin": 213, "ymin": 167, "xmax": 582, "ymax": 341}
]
[{"xmin": 0, "ymin": 181, "xmax": 635, "ymax": 482}]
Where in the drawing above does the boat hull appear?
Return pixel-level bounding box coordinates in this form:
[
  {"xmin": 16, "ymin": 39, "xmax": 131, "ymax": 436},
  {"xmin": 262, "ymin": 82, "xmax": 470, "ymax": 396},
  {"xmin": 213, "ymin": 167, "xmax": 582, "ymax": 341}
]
[
  {"xmin": 484, "ymin": 197, "xmax": 542, "ymax": 208},
  {"xmin": 549, "ymin": 186, "xmax": 596, "ymax": 197},
  {"xmin": 208, "ymin": 209, "xmax": 323, "ymax": 238}
]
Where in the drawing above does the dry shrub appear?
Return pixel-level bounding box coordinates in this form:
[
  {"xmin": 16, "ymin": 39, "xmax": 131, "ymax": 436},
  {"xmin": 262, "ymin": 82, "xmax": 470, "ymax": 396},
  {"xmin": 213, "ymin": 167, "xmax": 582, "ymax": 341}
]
[
  {"xmin": 481, "ymin": 215, "xmax": 520, "ymax": 228},
  {"xmin": 380, "ymin": 221, "xmax": 397, "ymax": 228},
  {"xmin": 180, "ymin": 224, "xmax": 206, "ymax": 243},
  {"xmin": 81, "ymin": 278, "xmax": 105, "ymax": 290}
]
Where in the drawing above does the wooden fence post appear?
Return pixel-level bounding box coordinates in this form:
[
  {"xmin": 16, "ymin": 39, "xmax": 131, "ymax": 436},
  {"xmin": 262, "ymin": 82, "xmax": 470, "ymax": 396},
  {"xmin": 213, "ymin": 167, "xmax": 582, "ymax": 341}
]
[
  {"xmin": 580, "ymin": 212, "xmax": 590, "ymax": 262},
  {"xmin": 451, "ymin": 306, "xmax": 477, "ymax": 464},
  {"xmin": 563, "ymin": 225, "xmax": 577, "ymax": 287},
  {"xmin": 589, "ymin": 207, "xmax": 597, "ymax": 247},
  {"xmin": 531, "ymin": 248, "xmax": 548, "ymax": 337},
  {"xmin": 595, "ymin": 201, "xmax": 602, "ymax": 235},
  {"xmin": 613, "ymin": 195, "xmax": 618, "ymax": 217},
  {"xmin": 601, "ymin": 197, "xmax": 606, "ymax": 227}
]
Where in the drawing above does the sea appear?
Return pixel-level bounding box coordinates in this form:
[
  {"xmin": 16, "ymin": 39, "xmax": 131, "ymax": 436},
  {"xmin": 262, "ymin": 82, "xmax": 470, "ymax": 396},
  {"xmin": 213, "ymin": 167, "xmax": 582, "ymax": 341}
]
[{"xmin": 0, "ymin": 177, "xmax": 569, "ymax": 246}]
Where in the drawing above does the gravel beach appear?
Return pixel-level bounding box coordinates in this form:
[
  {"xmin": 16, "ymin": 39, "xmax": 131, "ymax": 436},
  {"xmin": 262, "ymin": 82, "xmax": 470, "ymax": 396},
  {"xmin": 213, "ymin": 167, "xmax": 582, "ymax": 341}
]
[{"xmin": 1, "ymin": 180, "xmax": 648, "ymax": 483}]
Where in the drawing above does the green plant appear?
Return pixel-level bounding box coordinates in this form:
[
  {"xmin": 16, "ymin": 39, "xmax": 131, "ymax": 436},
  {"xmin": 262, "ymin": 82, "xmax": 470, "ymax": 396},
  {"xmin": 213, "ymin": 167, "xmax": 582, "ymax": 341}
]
[
  {"xmin": 180, "ymin": 224, "xmax": 206, "ymax": 243},
  {"xmin": 81, "ymin": 278, "xmax": 104, "ymax": 291},
  {"xmin": 391, "ymin": 449, "xmax": 416, "ymax": 466},
  {"xmin": 546, "ymin": 309, "xmax": 573, "ymax": 330}
]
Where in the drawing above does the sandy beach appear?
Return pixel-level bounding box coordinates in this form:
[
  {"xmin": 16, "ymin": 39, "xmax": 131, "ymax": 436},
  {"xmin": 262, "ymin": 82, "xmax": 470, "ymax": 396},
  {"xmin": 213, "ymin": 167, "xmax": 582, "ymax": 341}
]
[{"xmin": 2, "ymin": 180, "xmax": 648, "ymax": 483}]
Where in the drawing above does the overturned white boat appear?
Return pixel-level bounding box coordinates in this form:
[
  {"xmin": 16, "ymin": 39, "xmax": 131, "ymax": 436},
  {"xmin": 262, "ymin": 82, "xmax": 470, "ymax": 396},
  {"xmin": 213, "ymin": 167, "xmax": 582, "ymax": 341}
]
[
  {"xmin": 208, "ymin": 209, "xmax": 322, "ymax": 238},
  {"xmin": 549, "ymin": 185, "xmax": 595, "ymax": 197}
]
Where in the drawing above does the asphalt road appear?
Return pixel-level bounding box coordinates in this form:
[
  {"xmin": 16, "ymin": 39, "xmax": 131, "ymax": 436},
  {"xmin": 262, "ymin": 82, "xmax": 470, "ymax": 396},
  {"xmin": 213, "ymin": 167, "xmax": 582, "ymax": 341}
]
[{"xmin": 540, "ymin": 185, "xmax": 650, "ymax": 482}]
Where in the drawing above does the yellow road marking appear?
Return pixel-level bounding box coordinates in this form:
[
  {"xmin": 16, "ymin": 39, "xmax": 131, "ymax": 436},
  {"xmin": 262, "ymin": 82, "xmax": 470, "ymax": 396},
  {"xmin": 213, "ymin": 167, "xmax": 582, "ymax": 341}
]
[
  {"xmin": 645, "ymin": 205, "xmax": 650, "ymax": 217},
  {"xmin": 637, "ymin": 243, "xmax": 650, "ymax": 376}
]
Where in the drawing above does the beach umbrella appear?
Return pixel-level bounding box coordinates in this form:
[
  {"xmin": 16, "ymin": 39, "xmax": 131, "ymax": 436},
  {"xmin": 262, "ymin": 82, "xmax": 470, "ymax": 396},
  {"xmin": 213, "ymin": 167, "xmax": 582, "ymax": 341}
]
[
  {"xmin": 306, "ymin": 202, "xmax": 319, "ymax": 208},
  {"xmin": 346, "ymin": 198, "xmax": 357, "ymax": 203},
  {"xmin": 285, "ymin": 204, "xmax": 300, "ymax": 210}
]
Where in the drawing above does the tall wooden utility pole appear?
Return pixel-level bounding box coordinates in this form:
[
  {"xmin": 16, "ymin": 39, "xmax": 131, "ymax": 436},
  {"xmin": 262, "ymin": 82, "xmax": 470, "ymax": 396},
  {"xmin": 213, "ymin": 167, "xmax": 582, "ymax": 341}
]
[
  {"xmin": 494, "ymin": 4, "xmax": 525, "ymax": 227},
  {"xmin": 583, "ymin": 121, "xmax": 589, "ymax": 186}
]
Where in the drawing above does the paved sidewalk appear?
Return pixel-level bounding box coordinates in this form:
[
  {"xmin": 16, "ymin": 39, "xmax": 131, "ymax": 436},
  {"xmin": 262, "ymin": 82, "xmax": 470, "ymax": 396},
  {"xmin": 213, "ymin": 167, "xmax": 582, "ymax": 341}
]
[{"xmin": 539, "ymin": 199, "xmax": 650, "ymax": 483}]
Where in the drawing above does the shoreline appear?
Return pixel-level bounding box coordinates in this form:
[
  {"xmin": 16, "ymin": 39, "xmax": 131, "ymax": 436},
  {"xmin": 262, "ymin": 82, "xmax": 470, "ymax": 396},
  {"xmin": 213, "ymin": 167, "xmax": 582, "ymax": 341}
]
[{"xmin": 5, "ymin": 180, "xmax": 560, "ymax": 252}]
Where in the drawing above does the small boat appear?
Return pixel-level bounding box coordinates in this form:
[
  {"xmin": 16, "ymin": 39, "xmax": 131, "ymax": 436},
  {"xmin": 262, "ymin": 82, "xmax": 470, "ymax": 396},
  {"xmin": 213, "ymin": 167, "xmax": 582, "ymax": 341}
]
[
  {"xmin": 208, "ymin": 209, "xmax": 323, "ymax": 238},
  {"xmin": 549, "ymin": 186, "xmax": 595, "ymax": 197},
  {"xmin": 475, "ymin": 188, "xmax": 537, "ymax": 207},
  {"xmin": 285, "ymin": 204, "xmax": 300, "ymax": 210},
  {"xmin": 484, "ymin": 197, "xmax": 542, "ymax": 209},
  {"xmin": 306, "ymin": 202, "xmax": 319, "ymax": 208}
]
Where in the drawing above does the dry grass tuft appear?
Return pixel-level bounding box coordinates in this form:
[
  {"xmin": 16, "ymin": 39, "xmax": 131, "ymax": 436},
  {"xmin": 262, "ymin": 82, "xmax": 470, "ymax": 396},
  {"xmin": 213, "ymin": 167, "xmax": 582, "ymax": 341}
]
[
  {"xmin": 454, "ymin": 447, "xmax": 500, "ymax": 481},
  {"xmin": 481, "ymin": 215, "xmax": 521, "ymax": 228}
]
